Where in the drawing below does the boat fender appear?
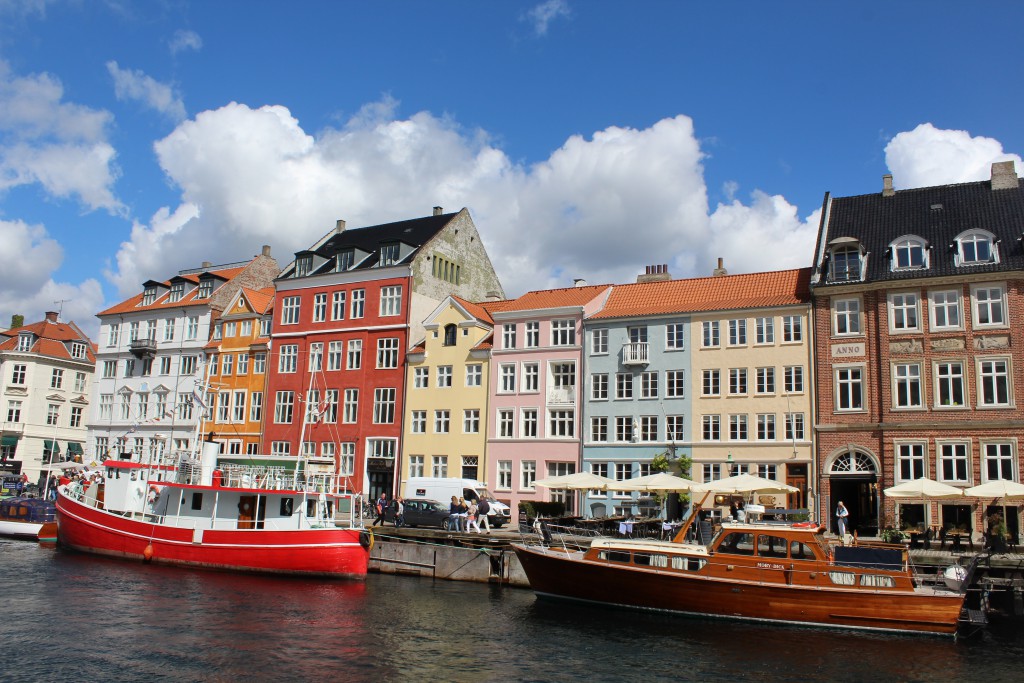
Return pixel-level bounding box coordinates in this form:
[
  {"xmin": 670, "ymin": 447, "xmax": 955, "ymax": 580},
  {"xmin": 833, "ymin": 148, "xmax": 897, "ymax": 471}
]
[
  {"xmin": 359, "ymin": 528, "xmax": 374, "ymax": 551},
  {"xmin": 143, "ymin": 543, "xmax": 154, "ymax": 562}
]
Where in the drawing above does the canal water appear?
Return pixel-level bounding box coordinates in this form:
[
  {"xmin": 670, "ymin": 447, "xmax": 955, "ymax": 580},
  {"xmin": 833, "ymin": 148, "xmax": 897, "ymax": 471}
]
[{"xmin": 2, "ymin": 540, "xmax": 1022, "ymax": 682}]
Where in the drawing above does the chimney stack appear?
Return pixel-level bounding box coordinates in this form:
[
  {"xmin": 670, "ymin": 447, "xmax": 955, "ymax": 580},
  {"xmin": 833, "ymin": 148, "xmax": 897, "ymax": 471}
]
[
  {"xmin": 882, "ymin": 174, "xmax": 895, "ymax": 197},
  {"xmin": 262, "ymin": 245, "xmax": 272, "ymax": 257},
  {"xmin": 637, "ymin": 264, "xmax": 671, "ymax": 283},
  {"xmin": 991, "ymin": 161, "xmax": 1019, "ymax": 190},
  {"xmin": 433, "ymin": 206, "xmax": 443, "ymax": 216},
  {"xmin": 335, "ymin": 219, "xmax": 346, "ymax": 233},
  {"xmin": 45, "ymin": 311, "xmax": 58, "ymax": 323},
  {"xmin": 202, "ymin": 261, "xmax": 212, "ymax": 268},
  {"xmin": 573, "ymin": 278, "xmax": 588, "ymax": 288},
  {"xmin": 712, "ymin": 258, "xmax": 728, "ymax": 277}
]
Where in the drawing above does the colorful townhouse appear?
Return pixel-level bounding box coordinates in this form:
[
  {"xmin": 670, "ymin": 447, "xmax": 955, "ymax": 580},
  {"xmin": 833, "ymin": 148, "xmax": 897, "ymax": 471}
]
[
  {"xmin": 203, "ymin": 286, "xmax": 275, "ymax": 456},
  {"xmin": 687, "ymin": 267, "xmax": 815, "ymax": 513},
  {"xmin": 0, "ymin": 312, "xmax": 95, "ymax": 483},
  {"xmin": 89, "ymin": 249, "xmax": 280, "ymax": 464},
  {"xmin": 810, "ymin": 162, "xmax": 1024, "ymax": 543},
  {"xmin": 485, "ymin": 284, "xmax": 612, "ymax": 514},
  {"xmin": 400, "ymin": 295, "xmax": 499, "ymax": 492},
  {"xmin": 263, "ymin": 209, "xmax": 504, "ymax": 500}
]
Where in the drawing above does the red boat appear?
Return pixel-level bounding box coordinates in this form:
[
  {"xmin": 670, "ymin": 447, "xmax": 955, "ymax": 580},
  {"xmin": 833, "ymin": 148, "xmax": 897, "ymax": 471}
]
[
  {"xmin": 56, "ymin": 446, "xmax": 370, "ymax": 579},
  {"xmin": 513, "ymin": 520, "xmax": 971, "ymax": 636}
]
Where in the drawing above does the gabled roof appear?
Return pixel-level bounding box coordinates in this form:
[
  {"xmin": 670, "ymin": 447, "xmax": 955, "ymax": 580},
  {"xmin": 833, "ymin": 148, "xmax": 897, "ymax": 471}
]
[
  {"xmin": 589, "ymin": 268, "xmax": 812, "ymax": 320},
  {"xmin": 451, "ymin": 295, "xmax": 494, "ymax": 325},
  {"xmin": 0, "ymin": 317, "xmax": 95, "ymax": 363},
  {"xmin": 98, "ymin": 263, "xmax": 252, "ymax": 316},
  {"xmin": 492, "ymin": 284, "xmax": 613, "ymax": 313},
  {"xmin": 813, "ymin": 174, "xmax": 1024, "ymax": 287}
]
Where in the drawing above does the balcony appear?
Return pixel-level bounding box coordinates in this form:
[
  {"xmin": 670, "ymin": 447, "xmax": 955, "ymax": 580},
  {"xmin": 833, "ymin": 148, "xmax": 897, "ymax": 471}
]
[
  {"xmin": 547, "ymin": 387, "xmax": 576, "ymax": 405},
  {"xmin": 621, "ymin": 341, "xmax": 649, "ymax": 366},
  {"xmin": 129, "ymin": 338, "xmax": 157, "ymax": 359}
]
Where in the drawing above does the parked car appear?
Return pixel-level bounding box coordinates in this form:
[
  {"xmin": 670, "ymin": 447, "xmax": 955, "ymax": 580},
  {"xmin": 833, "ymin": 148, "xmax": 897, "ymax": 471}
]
[
  {"xmin": 384, "ymin": 498, "xmax": 452, "ymax": 529},
  {"xmin": 404, "ymin": 477, "xmax": 511, "ymax": 527}
]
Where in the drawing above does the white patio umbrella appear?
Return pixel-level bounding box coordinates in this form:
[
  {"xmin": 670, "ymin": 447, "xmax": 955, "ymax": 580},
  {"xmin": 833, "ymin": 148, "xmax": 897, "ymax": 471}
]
[
  {"xmin": 694, "ymin": 473, "xmax": 799, "ymax": 495},
  {"xmin": 883, "ymin": 478, "xmax": 966, "ymax": 500},
  {"xmin": 616, "ymin": 472, "xmax": 700, "ymax": 492},
  {"xmin": 965, "ymin": 479, "xmax": 1024, "ymax": 501},
  {"xmin": 533, "ymin": 471, "xmax": 617, "ymax": 491}
]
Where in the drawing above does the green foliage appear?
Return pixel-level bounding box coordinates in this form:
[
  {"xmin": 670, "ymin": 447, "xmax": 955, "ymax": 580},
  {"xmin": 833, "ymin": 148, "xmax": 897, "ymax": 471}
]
[{"xmin": 879, "ymin": 527, "xmax": 906, "ymax": 544}]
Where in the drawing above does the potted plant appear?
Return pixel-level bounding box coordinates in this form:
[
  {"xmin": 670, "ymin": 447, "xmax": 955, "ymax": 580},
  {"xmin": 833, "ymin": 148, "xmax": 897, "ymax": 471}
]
[{"xmin": 987, "ymin": 513, "xmax": 1009, "ymax": 554}]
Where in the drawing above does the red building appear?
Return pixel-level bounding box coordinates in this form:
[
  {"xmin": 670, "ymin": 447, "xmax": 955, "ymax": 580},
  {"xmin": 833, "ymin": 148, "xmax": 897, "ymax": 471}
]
[{"xmin": 262, "ymin": 208, "xmax": 504, "ymax": 499}]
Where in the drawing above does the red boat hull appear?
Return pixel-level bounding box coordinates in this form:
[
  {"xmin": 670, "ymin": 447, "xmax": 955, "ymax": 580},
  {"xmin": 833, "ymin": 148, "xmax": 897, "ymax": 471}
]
[
  {"xmin": 513, "ymin": 544, "xmax": 963, "ymax": 635},
  {"xmin": 57, "ymin": 490, "xmax": 369, "ymax": 579}
]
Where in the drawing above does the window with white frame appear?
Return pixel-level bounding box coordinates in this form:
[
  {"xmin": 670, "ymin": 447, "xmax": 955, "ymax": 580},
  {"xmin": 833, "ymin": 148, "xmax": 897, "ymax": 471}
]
[
  {"xmin": 935, "ymin": 361, "xmax": 966, "ymax": 408},
  {"xmin": 757, "ymin": 464, "xmax": 777, "ymax": 480},
  {"xmin": 591, "ymin": 328, "xmax": 608, "ymax": 354},
  {"xmin": 785, "ymin": 412, "xmax": 805, "ymax": 441},
  {"xmin": 889, "ymin": 292, "xmax": 920, "ymax": 332},
  {"xmin": 640, "ymin": 371, "xmax": 658, "ymax": 399},
  {"xmin": 973, "ymin": 285, "xmax": 1006, "ymax": 327},
  {"xmin": 249, "ymin": 392, "xmax": 263, "ymax": 422},
  {"xmin": 525, "ymin": 321, "xmax": 539, "ymax": 348},
  {"xmin": 274, "ymin": 391, "xmax": 294, "ymax": 423},
  {"xmin": 836, "ymin": 366, "xmax": 864, "ymax": 411},
  {"xmin": 522, "ymin": 363, "xmax": 539, "ymax": 392},
  {"xmin": 379, "ymin": 286, "xmax": 402, "ymax": 316},
  {"xmin": 729, "ymin": 414, "xmax": 748, "ymax": 440},
  {"xmin": 373, "ymin": 388, "xmax": 396, "ymax": 424},
  {"xmin": 343, "ymin": 389, "xmax": 358, "ymax": 423},
  {"xmin": 281, "ymin": 296, "xmax": 300, "ymax": 325},
  {"xmin": 323, "ymin": 390, "xmax": 337, "ymax": 422},
  {"xmin": 833, "ymin": 298, "xmax": 861, "ymax": 336},
  {"xmin": 519, "ymin": 408, "xmax": 537, "ymax": 438},
  {"xmin": 549, "ymin": 410, "xmax": 574, "ymax": 437},
  {"xmin": 639, "ymin": 415, "xmax": 658, "ymax": 442},
  {"xmin": 162, "ymin": 318, "xmax": 175, "ymax": 342},
  {"xmin": 702, "ymin": 369, "xmax": 720, "ymax": 397},
  {"xmin": 702, "ymin": 321, "xmax": 720, "ymax": 348},
  {"xmin": 896, "ymin": 442, "xmax": 926, "ymax": 481},
  {"xmin": 938, "ymin": 442, "xmax": 970, "ymax": 483},
  {"xmin": 615, "ymin": 416, "xmax": 634, "ymax": 442},
  {"xmin": 502, "ymin": 324, "xmax": 517, "ymax": 349},
  {"xmin": 666, "ymin": 415, "xmax": 684, "ymax": 441},
  {"xmin": 830, "ymin": 245, "xmax": 862, "ymax": 281},
  {"xmin": 327, "ymin": 341, "xmax": 344, "ymax": 371},
  {"xmin": 237, "ymin": 353, "xmax": 249, "ymax": 375},
  {"xmin": 498, "ymin": 461, "xmax": 512, "ymax": 489},
  {"xmin": 891, "ymin": 236, "xmax": 927, "ymax": 270},
  {"xmin": 551, "ymin": 362, "xmax": 576, "ymax": 392},
  {"xmin": 983, "ymin": 442, "xmax": 1015, "ymax": 481},
  {"xmin": 956, "ymin": 230, "xmax": 996, "ymax": 265},
  {"xmin": 252, "ymin": 353, "xmax": 265, "ymax": 374},
  {"xmin": 551, "ymin": 319, "xmax": 575, "ymax": 346},
  {"xmin": 313, "ymin": 293, "xmax": 327, "ymax": 322},
  {"xmin": 702, "ymin": 415, "xmax": 720, "ymax": 441},
  {"xmin": 376, "ymin": 337, "xmax": 399, "ymax": 369},
  {"xmin": 331, "ymin": 291, "xmax": 346, "ymax": 320},
  {"xmin": 782, "ymin": 315, "xmax": 802, "ymax": 342},
  {"xmin": 616, "ymin": 373, "xmax": 633, "ymax": 399},
  {"xmin": 232, "ymin": 391, "xmax": 246, "ymax": 422},
  {"xmin": 499, "ymin": 364, "xmax": 516, "ymax": 392},
  {"xmin": 592, "ymin": 373, "xmax": 609, "ymax": 400},
  {"xmin": 728, "ymin": 319, "xmax": 747, "ymax": 346},
  {"xmin": 521, "ymin": 461, "xmax": 537, "ymax": 489},
  {"xmin": 108, "ymin": 323, "xmax": 120, "ymax": 347},
  {"xmin": 350, "ymin": 289, "xmax": 365, "ymax": 318},
  {"xmin": 339, "ymin": 443, "xmax": 355, "ymax": 475},
  {"xmin": 756, "ymin": 367, "xmax": 775, "ymax": 394},
  {"xmin": 411, "ymin": 410, "xmax": 426, "ymax": 433},
  {"xmin": 409, "ymin": 455, "xmax": 425, "ymax": 478},
  {"xmin": 432, "ymin": 455, "xmax": 449, "ymax": 478},
  {"xmin": 729, "ymin": 368, "xmax": 747, "ymax": 395},
  {"xmin": 466, "ymin": 364, "xmax": 482, "ymax": 387},
  {"xmin": 665, "ymin": 370, "xmax": 685, "ymax": 398},
  {"xmin": 463, "ymin": 409, "xmax": 480, "ymax": 434},
  {"xmin": 893, "ymin": 363, "xmax": 922, "ymax": 409},
  {"xmin": 703, "ymin": 463, "xmax": 722, "ymax": 482},
  {"xmin": 978, "ymin": 358, "xmax": 1011, "ymax": 407},
  {"xmin": 755, "ymin": 317, "xmax": 774, "ymax": 345},
  {"xmin": 271, "ymin": 441, "xmax": 290, "ymax": 456},
  {"xmin": 591, "ymin": 416, "xmax": 608, "ymax": 442},
  {"xmin": 757, "ymin": 414, "xmax": 775, "ymax": 440},
  {"xmin": 929, "ymin": 290, "xmax": 962, "ymax": 330},
  {"xmin": 186, "ymin": 316, "xmax": 199, "ymax": 340},
  {"xmin": 498, "ymin": 409, "xmax": 514, "ymax": 438},
  {"xmin": 307, "ymin": 344, "xmax": 322, "ymax": 372},
  {"xmin": 666, "ymin": 323, "xmax": 685, "ymax": 350},
  {"xmin": 279, "ymin": 345, "xmax": 298, "ymax": 373},
  {"xmin": 347, "ymin": 340, "xmax": 362, "ymax": 370}
]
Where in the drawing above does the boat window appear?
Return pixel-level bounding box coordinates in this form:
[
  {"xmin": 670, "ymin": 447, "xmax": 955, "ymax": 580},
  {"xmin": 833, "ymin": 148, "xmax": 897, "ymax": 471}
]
[
  {"xmin": 828, "ymin": 571, "xmax": 857, "ymax": 586},
  {"xmin": 789, "ymin": 541, "xmax": 816, "ymax": 560},
  {"xmin": 757, "ymin": 534, "xmax": 789, "ymax": 558},
  {"xmin": 718, "ymin": 532, "xmax": 755, "ymax": 556},
  {"xmin": 597, "ymin": 550, "xmax": 632, "ymax": 563},
  {"xmin": 670, "ymin": 556, "xmax": 707, "ymax": 572},
  {"xmin": 191, "ymin": 492, "xmax": 203, "ymax": 510},
  {"xmin": 280, "ymin": 498, "xmax": 293, "ymax": 516},
  {"xmin": 634, "ymin": 553, "xmax": 668, "ymax": 568},
  {"xmin": 860, "ymin": 574, "xmax": 895, "ymax": 588}
]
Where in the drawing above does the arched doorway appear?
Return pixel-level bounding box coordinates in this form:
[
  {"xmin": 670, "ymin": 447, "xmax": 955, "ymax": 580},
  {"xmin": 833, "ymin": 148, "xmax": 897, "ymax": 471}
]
[{"xmin": 827, "ymin": 449, "xmax": 879, "ymax": 536}]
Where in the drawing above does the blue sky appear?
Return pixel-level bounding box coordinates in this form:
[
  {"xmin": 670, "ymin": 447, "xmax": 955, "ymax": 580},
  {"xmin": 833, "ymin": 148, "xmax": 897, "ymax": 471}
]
[{"xmin": 2, "ymin": 1, "xmax": 1023, "ymax": 339}]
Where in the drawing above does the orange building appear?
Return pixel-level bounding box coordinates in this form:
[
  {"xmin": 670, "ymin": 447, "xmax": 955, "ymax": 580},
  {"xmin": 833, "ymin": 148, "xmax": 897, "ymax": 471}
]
[{"xmin": 203, "ymin": 287, "xmax": 275, "ymax": 455}]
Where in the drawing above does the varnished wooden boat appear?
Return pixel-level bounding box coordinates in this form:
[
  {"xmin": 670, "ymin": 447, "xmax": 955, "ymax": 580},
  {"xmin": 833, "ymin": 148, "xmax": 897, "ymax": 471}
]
[{"xmin": 513, "ymin": 521, "xmax": 968, "ymax": 636}]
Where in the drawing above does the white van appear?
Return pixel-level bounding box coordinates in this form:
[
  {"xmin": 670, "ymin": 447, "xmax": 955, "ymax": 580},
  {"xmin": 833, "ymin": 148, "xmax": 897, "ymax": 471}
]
[{"xmin": 404, "ymin": 477, "xmax": 511, "ymax": 527}]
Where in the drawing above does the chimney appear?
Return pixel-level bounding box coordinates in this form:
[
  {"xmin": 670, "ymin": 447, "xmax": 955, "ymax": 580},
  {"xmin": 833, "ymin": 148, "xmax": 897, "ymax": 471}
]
[
  {"xmin": 433, "ymin": 206, "xmax": 443, "ymax": 216},
  {"xmin": 991, "ymin": 161, "xmax": 1019, "ymax": 190},
  {"xmin": 882, "ymin": 174, "xmax": 895, "ymax": 197},
  {"xmin": 573, "ymin": 278, "xmax": 588, "ymax": 288},
  {"xmin": 712, "ymin": 257, "xmax": 728, "ymax": 277},
  {"xmin": 484, "ymin": 290, "xmax": 502, "ymax": 302},
  {"xmin": 262, "ymin": 245, "xmax": 272, "ymax": 257},
  {"xmin": 335, "ymin": 219, "xmax": 346, "ymax": 233},
  {"xmin": 636, "ymin": 264, "xmax": 672, "ymax": 283},
  {"xmin": 202, "ymin": 261, "xmax": 212, "ymax": 268},
  {"xmin": 45, "ymin": 311, "xmax": 59, "ymax": 323}
]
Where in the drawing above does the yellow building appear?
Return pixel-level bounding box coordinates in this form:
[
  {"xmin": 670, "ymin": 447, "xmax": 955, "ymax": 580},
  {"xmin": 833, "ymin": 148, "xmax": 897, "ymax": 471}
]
[
  {"xmin": 401, "ymin": 296, "xmax": 497, "ymax": 492},
  {"xmin": 204, "ymin": 287, "xmax": 274, "ymax": 455}
]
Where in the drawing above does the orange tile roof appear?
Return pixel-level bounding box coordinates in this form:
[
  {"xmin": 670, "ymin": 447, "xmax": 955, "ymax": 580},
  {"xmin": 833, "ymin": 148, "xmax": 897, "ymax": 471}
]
[
  {"xmin": 491, "ymin": 284, "xmax": 613, "ymax": 312},
  {"xmin": 451, "ymin": 295, "xmax": 494, "ymax": 325},
  {"xmin": 0, "ymin": 318, "xmax": 96, "ymax": 362},
  {"xmin": 590, "ymin": 268, "xmax": 812, "ymax": 319},
  {"xmin": 244, "ymin": 287, "xmax": 276, "ymax": 315},
  {"xmin": 98, "ymin": 263, "xmax": 253, "ymax": 316}
]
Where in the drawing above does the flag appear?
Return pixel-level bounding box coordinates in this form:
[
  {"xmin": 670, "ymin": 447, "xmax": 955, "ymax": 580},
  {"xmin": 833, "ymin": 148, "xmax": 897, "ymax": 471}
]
[{"xmin": 191, "ymin": 389, "xmax": 208, "ymax": 411}]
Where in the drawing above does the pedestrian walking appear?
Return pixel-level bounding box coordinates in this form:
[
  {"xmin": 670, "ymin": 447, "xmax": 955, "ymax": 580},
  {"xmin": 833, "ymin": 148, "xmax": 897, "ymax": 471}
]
[
  {"xmin": 477, "ymin": 497, "xmax": 491, "ymax": 533},
  {"xmin": 449, "ymin": 495, "xmax": 463, "ymax": 532},
  {"xmin": 373, "ymin": 492, "xmax": 388, "ymax": 527},
  {"xmin": 393, "ymin": 496, "xmax": 405, "ymax": 528},
  {"xmin": 467, "ymin": 500, "xmax": 481, "ymax": 533}
]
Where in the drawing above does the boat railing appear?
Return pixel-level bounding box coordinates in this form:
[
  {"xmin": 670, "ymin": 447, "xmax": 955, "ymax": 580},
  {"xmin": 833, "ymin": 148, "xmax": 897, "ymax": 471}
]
[{"xmin": 520, "ymin": 521, "xmax": 599, "ymax": 552}]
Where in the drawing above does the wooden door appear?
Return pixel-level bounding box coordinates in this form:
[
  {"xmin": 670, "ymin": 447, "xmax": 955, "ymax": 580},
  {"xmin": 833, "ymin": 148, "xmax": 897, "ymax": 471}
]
[
  {"xmin": 238, "ymin": 495, "xmax": 256, "ymax": 529},
  {"xmin": 786, "ymin": 465, "xmax": 807, "ymax": 510}
]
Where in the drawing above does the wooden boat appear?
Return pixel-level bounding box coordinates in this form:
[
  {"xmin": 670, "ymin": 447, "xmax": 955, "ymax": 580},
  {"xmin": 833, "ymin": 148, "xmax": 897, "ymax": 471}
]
[
  {"xmin": 0, "ymin": 497, "xmax": 56, "ymax": 540},
  {"xmin": 513, "ymin": 520, "xmax": 969, "ymax": 636},
  {"xmin": 56, "ymin": 445, "xmax": 370, "ymax": 579}
]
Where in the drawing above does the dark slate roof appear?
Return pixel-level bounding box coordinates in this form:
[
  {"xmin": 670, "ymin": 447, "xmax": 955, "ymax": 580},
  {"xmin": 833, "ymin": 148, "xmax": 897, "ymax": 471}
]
[
  {"xmin": 282, "ymin": 212, "xmax": 458, "ymax": 278},
  {"xmin": 812, "ymin": 179, "xmax": 1024, "ymax": 288}
]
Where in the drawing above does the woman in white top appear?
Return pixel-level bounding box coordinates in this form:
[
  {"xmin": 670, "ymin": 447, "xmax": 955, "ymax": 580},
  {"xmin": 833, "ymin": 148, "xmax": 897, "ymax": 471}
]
[{"xmin": 466, "ymin": 501, "xmax": 482, "ymax": 533}]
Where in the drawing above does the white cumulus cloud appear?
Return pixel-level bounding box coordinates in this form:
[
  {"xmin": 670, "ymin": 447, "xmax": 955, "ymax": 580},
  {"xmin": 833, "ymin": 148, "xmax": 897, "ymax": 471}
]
[
  {"xmin": 107, "ymin": 61, "xmax": 186, "ymax": 122},
  {"xmin": 0, "ymin": 60, "xmax": 120, "ymax": 211},
  {"xmin": 524, "ymin": 0, "xmax": 570, "ymax": 37},
  {"xmin": 885, "ymin": 123, "xmax": 1023, "ymax": 189},
  {"xmin": 169, "ymin": 29, "xmax": 202, "ymax": 55}
]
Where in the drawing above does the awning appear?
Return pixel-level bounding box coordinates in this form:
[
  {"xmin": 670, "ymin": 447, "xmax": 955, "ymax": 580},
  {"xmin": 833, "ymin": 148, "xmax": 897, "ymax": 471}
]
[
  {"xmin": 1, "ymin": 435, "xmax": 18, "ymax": 447},
  {"xmin": 67, "ymin": 442, "xmax": 84, "ymax": 455},
  {"xmin": 43, "ymin": 440, "xmax": 61, "ymax": 455}
]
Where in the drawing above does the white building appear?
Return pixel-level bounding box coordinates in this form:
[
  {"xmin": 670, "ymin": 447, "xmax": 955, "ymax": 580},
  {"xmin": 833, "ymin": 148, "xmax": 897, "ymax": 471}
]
[{"xmin": 0, "ymin": 311, "xmax": 95, "ymax": 484}]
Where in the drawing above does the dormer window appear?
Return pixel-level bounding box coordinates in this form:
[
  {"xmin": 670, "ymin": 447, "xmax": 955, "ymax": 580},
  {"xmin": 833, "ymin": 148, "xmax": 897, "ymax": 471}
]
[
  {"xmin": 336, "ymin": 249, "xmax": 354, "ymax": 271},
  {"xmin": 142, "ymin": 287, "xmax": 157, "ymax": 305},
  {"xmin": 956, "ymin": 230, "xmax": 997, "ymax": 266},
  {"xmin": 443, "ymin": 323, "xmax": 457, "ymax": 346},
  {"xmin": 17, "ymin": 332, "xmax": 33, "ymax": 352},
  {"xmin": 890, "ymin": 236, "xmax": 928, "ymax": 271},
  {"xmin": 71, "ymin": 341, "xmax": 87, "ymax": 359},
  {"xmin": 380, "ymin": 242, "xmax": 400, "ymax": 267},
  {"xmin": 295, "ymin": 255, "xmax": 313, "ymax": 277},
  {"xmin": 197, "ymin": 280, "xmax": 213, "ymax": 299},
  {"xmin": 168, "ymin": 282, "xmax": 185, "ymax": 302},
  {"xmin": 829, "ymin": 243, "xmax": 864, "ymax": 282}
]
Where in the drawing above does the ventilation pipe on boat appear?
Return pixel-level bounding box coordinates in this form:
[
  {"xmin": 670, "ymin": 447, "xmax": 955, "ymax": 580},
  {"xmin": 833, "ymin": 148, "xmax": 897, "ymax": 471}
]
[{"xmin": 200, "ymin": 441, "xmax": 219, "ymax": 486}]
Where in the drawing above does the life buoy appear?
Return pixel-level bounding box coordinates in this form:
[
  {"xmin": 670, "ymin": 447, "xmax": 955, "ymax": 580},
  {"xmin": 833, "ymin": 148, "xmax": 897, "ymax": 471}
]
[{"xmin": 359, "ymin": 528, "xmax": 374, "ymax": 551}]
